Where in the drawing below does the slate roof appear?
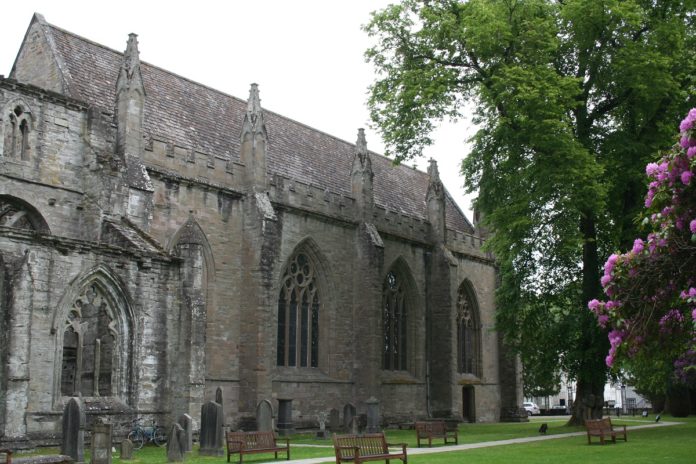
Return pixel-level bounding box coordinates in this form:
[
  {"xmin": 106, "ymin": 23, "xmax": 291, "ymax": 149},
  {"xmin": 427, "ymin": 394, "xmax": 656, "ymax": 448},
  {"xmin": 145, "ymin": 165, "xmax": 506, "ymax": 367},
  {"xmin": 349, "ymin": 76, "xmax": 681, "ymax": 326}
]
[{"xmin": 36, "ymin": 18, "xmax": 473, "ymax": 234}]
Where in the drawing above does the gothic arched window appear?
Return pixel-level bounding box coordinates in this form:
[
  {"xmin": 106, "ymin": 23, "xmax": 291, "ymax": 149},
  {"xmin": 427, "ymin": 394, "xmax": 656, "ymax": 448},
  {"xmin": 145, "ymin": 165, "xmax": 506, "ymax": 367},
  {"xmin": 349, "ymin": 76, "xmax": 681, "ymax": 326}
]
[
  {"xmin": 3, "ymin": 105, "xmax": 31, "ymax": 160},
  {"xmin": 61, "ymin": 284, "xmax": 120, "ymax": 396},
  {"xmin": 457, "ymin": 283, "xmax": 480, "ymax": 376},
  {"xmin": 383, "ymin": 270, "xmax": 407, "ymax": 370},
  {"xmin": 277, "ymin": 252, "xmax": 320, "ymax": 368}
]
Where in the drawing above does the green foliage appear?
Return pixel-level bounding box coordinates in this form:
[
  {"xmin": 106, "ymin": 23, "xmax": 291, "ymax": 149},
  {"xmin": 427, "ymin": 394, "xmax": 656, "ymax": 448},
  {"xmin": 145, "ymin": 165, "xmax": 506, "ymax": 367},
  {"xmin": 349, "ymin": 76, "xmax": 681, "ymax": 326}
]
[{"xmin": 365, "ymin": 0, "xmax": 696, "ymax": 407}]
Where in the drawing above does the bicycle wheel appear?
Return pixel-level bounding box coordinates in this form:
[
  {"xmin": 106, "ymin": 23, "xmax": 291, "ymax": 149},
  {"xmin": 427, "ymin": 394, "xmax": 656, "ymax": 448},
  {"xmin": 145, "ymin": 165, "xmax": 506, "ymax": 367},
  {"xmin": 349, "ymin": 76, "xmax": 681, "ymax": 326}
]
[
  {"xmin": 153, "ymin": 427, "xmax": 168, "ymax": 447},
  {"xmin": 127, "ymin": 430, "xmax": 145, "ymax": 449}
]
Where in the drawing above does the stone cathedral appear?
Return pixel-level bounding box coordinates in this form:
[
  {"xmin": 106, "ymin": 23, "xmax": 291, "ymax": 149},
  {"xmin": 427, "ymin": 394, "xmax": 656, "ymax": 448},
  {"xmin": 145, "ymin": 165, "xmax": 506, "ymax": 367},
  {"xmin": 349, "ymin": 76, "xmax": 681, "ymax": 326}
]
[{"xmin": 0, "ymin": 14, "xmax": 523, "ymax": 446}]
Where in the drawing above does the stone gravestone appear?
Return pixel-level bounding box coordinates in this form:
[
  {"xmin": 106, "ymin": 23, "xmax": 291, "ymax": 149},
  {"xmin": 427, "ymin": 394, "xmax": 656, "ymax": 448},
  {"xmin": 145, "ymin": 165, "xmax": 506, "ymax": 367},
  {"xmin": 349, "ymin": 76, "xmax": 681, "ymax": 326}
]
[
  {"xmin": 342, "ymin": 404, "xmax": 356, "ymax": 432},
  {"xmin": 329, "ymin": 409, "xmax": 340, "ymax": 433},
  {"xmin": 167, "ymin": 423, "xmax": 185, "ymax": 462},
  {"xmin": 120, "ymin": 439, "xmax": 134, "ymax": 460},
  {"xmin": 61, "ymin": 397, "xmax": 85, "ymax": 464},
  {"xmin": 90, "ymin": 421, "xmax": 112, "ymax": 464},
  {"xmin": 316, "ymin": 411, "xmax": 328, "ymax": 439},
  {"xmin": 177, "ymin": 413, "xmax": 193, "ymax": 453},
  {"xmin": 349, "ymin": 416, "xmax": 359, "ymax": 435},
  {"xmin": 277, "ymin": 399, "xmax": 294, "ymax": 436},
  {"xmin": 256, "ymin": 400, "xmax": 273, "ymax": 432},
  {"xmin": 366, "ymin": 397, "xmax": 380, "ymax": 433},
  {"xmin": 215, "ymin": 387, "xmax": 225, "ymax": 427},
  {"xmin": 199, "ymin": 401, "xmax": 224, "ymax": 456}
]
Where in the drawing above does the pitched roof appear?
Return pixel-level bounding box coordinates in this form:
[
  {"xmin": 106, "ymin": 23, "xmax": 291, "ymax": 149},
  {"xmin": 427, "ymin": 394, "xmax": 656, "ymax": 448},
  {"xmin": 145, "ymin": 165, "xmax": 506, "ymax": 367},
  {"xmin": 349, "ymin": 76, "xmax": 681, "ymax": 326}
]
[{"xmin": 32, "ymin": 18, "xmax": 473, "ymax": 234}]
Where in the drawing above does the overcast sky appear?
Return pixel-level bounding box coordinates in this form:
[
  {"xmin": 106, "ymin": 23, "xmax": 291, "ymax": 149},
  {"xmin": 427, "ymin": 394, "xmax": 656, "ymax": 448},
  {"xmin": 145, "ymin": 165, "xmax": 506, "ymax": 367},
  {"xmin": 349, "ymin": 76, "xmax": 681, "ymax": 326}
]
[{"xmin": 2, "ymin": 1, "xmax": 477, "ymax": 219}]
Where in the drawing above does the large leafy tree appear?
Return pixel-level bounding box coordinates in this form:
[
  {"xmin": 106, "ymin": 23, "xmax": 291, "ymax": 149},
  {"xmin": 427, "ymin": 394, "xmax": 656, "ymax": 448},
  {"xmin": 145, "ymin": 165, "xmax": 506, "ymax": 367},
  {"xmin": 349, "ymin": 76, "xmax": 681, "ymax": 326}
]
[{"xmin": 365, "ymin": 0, "xmax": 696, "ymax": 424}]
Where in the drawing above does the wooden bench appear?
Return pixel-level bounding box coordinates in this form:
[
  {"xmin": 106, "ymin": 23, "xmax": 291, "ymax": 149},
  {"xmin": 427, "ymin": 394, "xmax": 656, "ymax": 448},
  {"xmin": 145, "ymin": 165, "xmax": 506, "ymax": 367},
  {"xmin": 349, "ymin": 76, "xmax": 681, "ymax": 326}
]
[
  {"xmin": 0, "ymin": 450, "xmax": 73, "ymax": 464},
  {"xmin": 332, "ymin": 432, "xmax": 407, "ymax": 463},
  {"xmin": 414, "ymin": 420, "xmax": 458, "ymax": 447},
  {"xmin": 225, "ymin": 431, "xmax": 290, "ymax": 463},
  {"xmin": 585, "ymin": 417, "xmax": 628, "ymax": 445}
]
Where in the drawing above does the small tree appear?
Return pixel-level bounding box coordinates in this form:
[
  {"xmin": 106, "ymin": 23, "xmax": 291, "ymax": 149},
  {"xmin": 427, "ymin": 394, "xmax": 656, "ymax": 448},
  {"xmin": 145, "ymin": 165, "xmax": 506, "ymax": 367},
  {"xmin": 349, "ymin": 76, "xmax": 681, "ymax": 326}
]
[{"xmin": 590, "ymin": 109, "xmax": 696, "ymax": 396}]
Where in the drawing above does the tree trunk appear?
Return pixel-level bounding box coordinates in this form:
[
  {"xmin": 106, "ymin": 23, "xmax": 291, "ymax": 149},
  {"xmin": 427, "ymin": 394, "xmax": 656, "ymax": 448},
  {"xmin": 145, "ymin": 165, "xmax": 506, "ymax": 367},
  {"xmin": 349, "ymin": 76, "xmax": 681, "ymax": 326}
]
[{"xmin": 567, "ymin": 211, "xmax": 608, "ymax": 426}]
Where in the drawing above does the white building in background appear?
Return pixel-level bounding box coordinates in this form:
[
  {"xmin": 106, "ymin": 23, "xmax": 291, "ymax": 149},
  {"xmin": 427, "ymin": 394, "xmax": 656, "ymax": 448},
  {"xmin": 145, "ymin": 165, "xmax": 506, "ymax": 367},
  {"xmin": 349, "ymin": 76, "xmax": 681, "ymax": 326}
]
[{"xmin": 527, "ymin": 375, "xmax": 652, "ymax": 414}]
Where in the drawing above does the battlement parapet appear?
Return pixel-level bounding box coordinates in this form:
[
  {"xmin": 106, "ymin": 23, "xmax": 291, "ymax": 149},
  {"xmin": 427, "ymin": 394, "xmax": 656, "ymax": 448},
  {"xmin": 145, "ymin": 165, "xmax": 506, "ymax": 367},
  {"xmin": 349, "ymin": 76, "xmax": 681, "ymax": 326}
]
[
  {"xmin": 446, "ymin": 227, "xmax": 493, "ymax": 261},
  {"xmin": 144, "ymin": 136, "xmax": 239, "ymax": 189}
]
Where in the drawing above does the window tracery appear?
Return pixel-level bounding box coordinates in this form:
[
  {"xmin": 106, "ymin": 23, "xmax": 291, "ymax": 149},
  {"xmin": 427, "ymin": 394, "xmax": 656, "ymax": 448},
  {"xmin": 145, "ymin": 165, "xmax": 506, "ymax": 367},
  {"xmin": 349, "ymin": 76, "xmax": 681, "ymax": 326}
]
[
  {"xmin": 3, "ymin": 105, "xmax": 31, "ymax": 160},
  {"xmin": 277, "ymin": 252, "xmax": 320, "ymax": 368},
  {"xmin": 383, "ymin": 270, "xmax": 407, "ymax": 370},
  {"xmin": 61, "ymin": 284, "xmax": 119, "ymax": 396},
  {"xmin": 457, "ymin": 284, "xmax": 480, "ymax": 376}
]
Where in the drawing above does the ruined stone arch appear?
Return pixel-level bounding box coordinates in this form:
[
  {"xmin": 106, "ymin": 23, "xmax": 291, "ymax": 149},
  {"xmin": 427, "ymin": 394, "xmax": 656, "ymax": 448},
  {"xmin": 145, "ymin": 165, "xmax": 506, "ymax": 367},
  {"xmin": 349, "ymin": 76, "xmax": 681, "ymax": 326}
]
[
  {"xmin": 169, "ymin": 216, "xmax": 215, "ymax": 416},
  {"xmin": 1, "ymin": 99, "xmax": 34, "ymax": 160},
  {"xmin": 456, "ymin": 280, "xmax": 481, "ymax": 377},
  {"xmin": 52, "ymin": 265, "xmax": 135, "ymax": 407},
  {"xmin": 275, "ymin": 237, "xmax": 333, "ymax": 370},
  {"xmin": 169, "ymin": 216, "xmax": 216, "ymax": 281},
  {"xmin": 0, "ymin": 195, "xmax": 50, "ymax": 233},
  {"xmin": 382, "ymin": 257, "xmax": 421, "ymax": 373}
]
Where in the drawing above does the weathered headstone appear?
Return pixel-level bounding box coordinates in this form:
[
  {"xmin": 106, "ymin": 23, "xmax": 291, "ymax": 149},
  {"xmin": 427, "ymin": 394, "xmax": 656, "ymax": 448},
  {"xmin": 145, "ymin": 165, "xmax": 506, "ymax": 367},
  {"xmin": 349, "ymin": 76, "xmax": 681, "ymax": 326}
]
[
  {"xmin": 366, "ymin": 397, "xmax": 380, "ymax": 433},
  {"xmin": 350, "ymin": 416, "xmax": 359, "ymax": 435},
  {"xmin": 342, "ymin": 403, "xmax": 356, "ymax": 432},
  {"xmin": 120, "ymin": 439, "xmax": 134, "ymax": 460},
  {"xmin": 167, "ymin": 423, "xmax": 185, "ymax": 462},
  {"xmin": 256, "ymin": 400, "xmax": 273, "ymax": 432},
  {"xmin": 215, "ymin": 387, "xmax": 225, "ymax": 426},
  {"xmin": 199, "ymin": 401, "xmax": 223, "ymax": 456},
  {"xmin": 316, "ymin": 411, "xmax": 329, "ymax": 439},
  {"xmin": 277, "ymin": 399, "xmax": 294, "ymax": 436},
  {"xmin": 177, "ymin": 413, "xmax": 193, "ymax": 453},
  {"xmin": 61, "ymin": 397, "xmax": 85, "ymax": 464},
  {"xmin": 329, "ymin": 408, "xmax": 340, "ymax": 432},
  {"xmin": 90, "ymin": 421, "xmax": 112, "ymax": 464}
]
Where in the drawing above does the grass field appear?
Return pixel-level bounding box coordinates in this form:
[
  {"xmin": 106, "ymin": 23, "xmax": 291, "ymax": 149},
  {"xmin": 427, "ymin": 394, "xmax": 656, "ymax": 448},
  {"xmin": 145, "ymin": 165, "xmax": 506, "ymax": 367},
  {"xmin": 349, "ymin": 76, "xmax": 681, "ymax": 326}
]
[{"xmin": 14, "ymin": 415, "xmax": 696, "ymax": 463}]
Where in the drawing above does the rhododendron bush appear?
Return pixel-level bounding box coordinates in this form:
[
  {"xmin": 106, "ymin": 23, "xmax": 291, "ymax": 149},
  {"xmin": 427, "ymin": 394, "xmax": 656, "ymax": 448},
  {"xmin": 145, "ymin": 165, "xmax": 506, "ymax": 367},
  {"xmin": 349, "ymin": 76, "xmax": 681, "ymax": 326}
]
[{"xmin": 590, "ymin": 109, "xmax": 696, "ymax": 393}]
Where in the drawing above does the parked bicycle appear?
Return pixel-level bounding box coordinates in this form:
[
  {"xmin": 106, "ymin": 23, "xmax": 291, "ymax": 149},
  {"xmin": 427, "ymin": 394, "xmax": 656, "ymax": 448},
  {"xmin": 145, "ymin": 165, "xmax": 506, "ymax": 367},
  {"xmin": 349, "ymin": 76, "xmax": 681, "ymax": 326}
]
[{"xmin": 127, "ymin": 418, "xmax": 167, "ymax": 449}]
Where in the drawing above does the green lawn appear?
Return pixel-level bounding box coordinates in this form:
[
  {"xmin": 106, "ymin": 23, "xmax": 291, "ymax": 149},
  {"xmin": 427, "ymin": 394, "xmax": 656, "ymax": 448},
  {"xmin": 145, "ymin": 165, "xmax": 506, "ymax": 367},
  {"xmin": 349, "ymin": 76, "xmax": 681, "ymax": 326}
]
[{"xmin": 13, "ymin": 415, "xmax": 696, "ymax": 463}]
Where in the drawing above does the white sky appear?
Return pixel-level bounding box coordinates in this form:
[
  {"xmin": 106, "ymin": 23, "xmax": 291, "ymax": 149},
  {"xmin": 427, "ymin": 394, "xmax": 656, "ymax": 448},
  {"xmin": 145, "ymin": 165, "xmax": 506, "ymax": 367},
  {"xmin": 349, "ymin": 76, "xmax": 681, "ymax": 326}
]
[{"xmin": 1, "ymin": 1, "xmax": 477, "ymax": 220}]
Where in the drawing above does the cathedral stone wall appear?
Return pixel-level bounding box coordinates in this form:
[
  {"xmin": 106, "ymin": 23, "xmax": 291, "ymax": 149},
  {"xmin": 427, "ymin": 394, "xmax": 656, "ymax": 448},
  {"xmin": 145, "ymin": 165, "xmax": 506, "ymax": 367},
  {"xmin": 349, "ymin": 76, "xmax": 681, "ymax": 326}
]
[{"xmin": 0, "ymin": 14, "xmax": 525, "ymax": 447}]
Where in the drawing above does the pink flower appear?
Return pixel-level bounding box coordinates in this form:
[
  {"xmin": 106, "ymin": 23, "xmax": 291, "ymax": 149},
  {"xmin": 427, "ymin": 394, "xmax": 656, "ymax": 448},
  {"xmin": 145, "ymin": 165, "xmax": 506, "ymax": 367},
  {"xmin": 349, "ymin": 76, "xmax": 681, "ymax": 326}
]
[
  {"xmin": 606, "ymin": 354, "xmax": 614, "ymax": 367},
  {"xmin": 646, "ymin": 163, "xmax": 659, "ymax": 177},
  {"xmin": 681, "ymin": 170, "xmax": 693, "ymax": 185},
  {"xmin": 688, "ymin": 146, "xmax": 696, "ymax": 160},
  {"xmin": 601, "ymin": 274, "xmax": 612, "ymax": 287},
  {"xmin": 598, "ymin": 314, "xmax": 609, "ymax": 328},
  {"xmin": 604, "ymin": 254, "xmax": 619, "ymax": 275},
  {"xmin": 631, "ymin": 239, "xmax": 644, "ymax": 254},
  {"xmin": 680, "ymin": 108, "xmax": 696, "ymax": 132},
  {"xmin": 588, "ymin": 299, "xmax": 601, "ymax": 312},
  {"xmin": 690, "ymin": 219, "xmax": 696, "ymax": 234},
  {"xmin": 692, "ymin": 308, "xmax": 696, "ymax": 321}
]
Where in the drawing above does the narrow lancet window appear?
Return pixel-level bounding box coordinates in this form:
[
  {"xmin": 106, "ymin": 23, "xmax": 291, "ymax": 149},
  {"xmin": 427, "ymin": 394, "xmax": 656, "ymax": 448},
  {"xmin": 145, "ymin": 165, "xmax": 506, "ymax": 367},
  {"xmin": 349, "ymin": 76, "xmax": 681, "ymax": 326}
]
[
  {"xmin": 457, "ymin": 283, "xmax": 480, "ymax": 376},
  {"xmin": 383, "ymin": 270, "xmax": 407, "ymax": 370},
  {"xmin": 4, "ymin": 106, "xmax": 30, "ymax": 159}
]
